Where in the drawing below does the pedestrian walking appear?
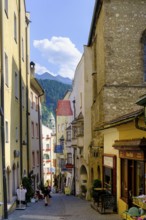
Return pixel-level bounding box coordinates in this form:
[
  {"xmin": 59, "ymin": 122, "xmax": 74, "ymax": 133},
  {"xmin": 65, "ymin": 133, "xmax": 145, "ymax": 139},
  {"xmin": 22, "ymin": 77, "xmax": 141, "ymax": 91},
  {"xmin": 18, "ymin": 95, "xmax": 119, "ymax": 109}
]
[
  {"xmin": 44, "ymin": 186, "xmax": 50, "ymax": 206},
  {"xmin": 44, "ymin": 180, "xmax": 52, "ymax": 206}
]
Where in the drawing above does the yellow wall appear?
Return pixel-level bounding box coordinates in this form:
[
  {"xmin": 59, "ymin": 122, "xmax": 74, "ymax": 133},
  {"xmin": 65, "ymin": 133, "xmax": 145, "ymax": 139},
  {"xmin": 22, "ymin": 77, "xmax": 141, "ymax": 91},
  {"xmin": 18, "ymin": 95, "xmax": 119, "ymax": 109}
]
[
  {"xmin": 103, "ymin": 118, "xmax": 146, "ymax": 214},
  {"xmin": 0, "ymin": 0, "xmax": 30, "ymax": 218}
]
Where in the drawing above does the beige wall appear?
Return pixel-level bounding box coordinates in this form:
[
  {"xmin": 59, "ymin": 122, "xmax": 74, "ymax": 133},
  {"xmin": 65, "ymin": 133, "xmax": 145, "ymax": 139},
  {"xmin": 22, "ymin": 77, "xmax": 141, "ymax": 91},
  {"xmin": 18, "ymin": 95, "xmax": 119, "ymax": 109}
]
[{"xmin": 0, "ymin": 0, "xmax": 30, "ymax": 217}]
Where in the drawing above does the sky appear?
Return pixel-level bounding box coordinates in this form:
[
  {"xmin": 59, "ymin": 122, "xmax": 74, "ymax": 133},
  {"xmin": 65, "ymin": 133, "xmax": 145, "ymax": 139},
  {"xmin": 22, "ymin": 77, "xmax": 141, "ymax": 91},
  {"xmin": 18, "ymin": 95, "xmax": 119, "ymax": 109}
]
[{"xmin": 25, "ymin": 0, "xmax": 95, "ymax": 80}]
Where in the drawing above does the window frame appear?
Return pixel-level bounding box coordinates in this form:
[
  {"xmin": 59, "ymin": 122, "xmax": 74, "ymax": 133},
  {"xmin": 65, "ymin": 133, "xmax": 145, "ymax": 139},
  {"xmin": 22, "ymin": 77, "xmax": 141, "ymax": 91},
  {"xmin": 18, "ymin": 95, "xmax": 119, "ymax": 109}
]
[
  {"xmin": 5, "ymin": 120, "xmax": 9, "ymax": 143},
  {"xmin": 14, "ymin": 12, "xmax": 17, "ymax": 43},
  {"xmin": 4, "ymin": 52, "xmax": 9, "ymax": 87}
]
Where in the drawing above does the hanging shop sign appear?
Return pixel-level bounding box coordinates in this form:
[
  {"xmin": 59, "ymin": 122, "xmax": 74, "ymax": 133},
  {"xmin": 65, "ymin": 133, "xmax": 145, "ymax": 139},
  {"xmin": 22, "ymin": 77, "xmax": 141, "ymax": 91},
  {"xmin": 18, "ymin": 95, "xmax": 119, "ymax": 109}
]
[{"xmin": 103, "ymin": 156, "xmax": 114, "ymax": 168}]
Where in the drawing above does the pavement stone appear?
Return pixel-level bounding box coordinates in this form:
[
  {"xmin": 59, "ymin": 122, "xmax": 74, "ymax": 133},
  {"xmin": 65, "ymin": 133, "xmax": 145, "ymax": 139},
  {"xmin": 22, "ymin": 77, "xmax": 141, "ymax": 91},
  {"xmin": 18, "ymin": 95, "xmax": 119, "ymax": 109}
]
[{"xmin": 7, "ymin": 193, "xmax": 122, "ymax": 220}]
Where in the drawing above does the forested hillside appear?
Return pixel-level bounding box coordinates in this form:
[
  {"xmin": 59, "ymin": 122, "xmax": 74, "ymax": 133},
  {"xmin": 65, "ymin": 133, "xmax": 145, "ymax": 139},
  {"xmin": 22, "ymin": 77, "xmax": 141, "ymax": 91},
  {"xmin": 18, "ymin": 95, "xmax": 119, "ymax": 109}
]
[{"xmin": 38, "ymin": 79, "xmax": 72, "ymax": 127}]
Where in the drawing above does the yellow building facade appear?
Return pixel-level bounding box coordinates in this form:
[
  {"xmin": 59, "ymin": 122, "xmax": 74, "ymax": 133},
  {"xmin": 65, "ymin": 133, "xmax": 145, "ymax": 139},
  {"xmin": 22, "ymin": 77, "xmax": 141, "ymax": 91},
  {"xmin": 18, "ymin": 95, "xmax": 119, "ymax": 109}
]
[
  {"xmin": 96, "ymin": 109, "xmax": 146, "ymax": 217},
  {"xmin": 0, "ymin": 0, "xmax": 31, "ymax": 218}
]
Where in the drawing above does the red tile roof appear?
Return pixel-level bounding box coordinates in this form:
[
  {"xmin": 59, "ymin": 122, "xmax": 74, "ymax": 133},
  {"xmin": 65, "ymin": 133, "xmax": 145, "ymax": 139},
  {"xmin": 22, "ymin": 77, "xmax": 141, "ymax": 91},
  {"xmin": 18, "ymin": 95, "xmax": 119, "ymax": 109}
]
[{"xmin": 56, "ymin": 100, "xmax": 73, "ymax": 116}]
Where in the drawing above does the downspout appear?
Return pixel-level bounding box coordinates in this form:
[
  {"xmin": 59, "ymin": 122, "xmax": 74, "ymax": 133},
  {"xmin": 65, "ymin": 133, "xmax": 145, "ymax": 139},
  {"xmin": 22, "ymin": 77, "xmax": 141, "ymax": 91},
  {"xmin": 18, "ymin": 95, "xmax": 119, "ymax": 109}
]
[
  {"xmin": 18, "ymin": 1, "xmax": 23, "ymax": 179},
  {"xmin": 25, "ymin": 16, "xmax": 30, "ymax": 176},
  {"xmin": 72, "ymin": 99, "xmax": 76, "ymax": 196},
  {"xmin": 0, "ymin": 0, "xmax": 8, "ymax": 218},
  {"xmin": 38, "ymin": 92, "xmax": 44, "ymax": 183},
  {"xmin": 135, "ymin": 117, "xmax": 146, "ymax": 131}
]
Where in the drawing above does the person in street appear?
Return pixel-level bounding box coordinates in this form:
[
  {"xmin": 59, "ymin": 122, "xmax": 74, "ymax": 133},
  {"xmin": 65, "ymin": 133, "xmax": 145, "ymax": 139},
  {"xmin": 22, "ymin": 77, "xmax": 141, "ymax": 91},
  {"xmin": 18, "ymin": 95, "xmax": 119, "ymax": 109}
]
[
  {"xmin": 44, "ymin": 186, "xmax": 50, "ymax": 206},
  {"xmin": 44, "ymin": 180, "xmax": 51, "ymax": 206}
]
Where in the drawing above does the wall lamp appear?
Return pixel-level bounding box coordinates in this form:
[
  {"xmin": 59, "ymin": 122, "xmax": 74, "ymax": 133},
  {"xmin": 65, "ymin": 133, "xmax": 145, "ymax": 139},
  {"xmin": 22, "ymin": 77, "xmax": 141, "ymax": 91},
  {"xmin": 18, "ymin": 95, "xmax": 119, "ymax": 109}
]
[{"xmin": 136, "ymin": 95, "xmax": 146, "ymax": 124}]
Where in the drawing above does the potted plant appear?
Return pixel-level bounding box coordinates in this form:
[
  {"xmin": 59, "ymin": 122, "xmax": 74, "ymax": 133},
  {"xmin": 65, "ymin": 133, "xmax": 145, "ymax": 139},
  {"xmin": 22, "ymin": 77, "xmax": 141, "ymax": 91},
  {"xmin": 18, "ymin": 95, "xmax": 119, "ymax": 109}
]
[
  {"xmin": 91, "ymin": 179, "xmax": 102, "ymax": 202},
  {"xmin": 22, "ymin": 176, "xmax": 34, "ymax": 202}
]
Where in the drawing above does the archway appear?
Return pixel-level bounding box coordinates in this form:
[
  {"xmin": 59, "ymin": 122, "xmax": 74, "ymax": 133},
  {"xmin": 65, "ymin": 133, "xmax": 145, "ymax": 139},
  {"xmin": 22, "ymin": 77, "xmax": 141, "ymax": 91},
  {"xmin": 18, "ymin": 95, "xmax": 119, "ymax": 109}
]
[{"xmin": 80, "ymin": 165, "xmax": 88, "ymax": 198}]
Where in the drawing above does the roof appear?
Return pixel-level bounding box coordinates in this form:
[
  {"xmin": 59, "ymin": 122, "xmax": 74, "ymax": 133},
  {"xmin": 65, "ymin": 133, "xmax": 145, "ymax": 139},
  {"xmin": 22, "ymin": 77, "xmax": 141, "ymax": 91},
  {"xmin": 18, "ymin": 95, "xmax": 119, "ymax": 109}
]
[
  {"xmin": 56, "ymin": 100, "xmax": 73, "ymax": 116},
  {"xmin": 87, "ymin": 0, "xmax": 102, "ymax": 46},
  {"xmin": 30, "ymin": 78, "xmax": 44, "ymax": 96},
  {"xmin": 71, "ymin": 112, "xmax": 84, "ymax": 125},
  {"xmin": 95, "ymin": 109, "xmax": 143, "ymax": 131}
]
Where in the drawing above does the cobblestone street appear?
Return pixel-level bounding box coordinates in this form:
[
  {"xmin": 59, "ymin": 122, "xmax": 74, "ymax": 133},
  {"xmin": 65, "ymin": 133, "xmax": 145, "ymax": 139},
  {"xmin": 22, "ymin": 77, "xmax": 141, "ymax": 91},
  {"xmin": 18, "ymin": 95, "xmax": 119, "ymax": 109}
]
[{"xmin": 8, "ymin": 193, "xmax": 122, "ymax": 220}]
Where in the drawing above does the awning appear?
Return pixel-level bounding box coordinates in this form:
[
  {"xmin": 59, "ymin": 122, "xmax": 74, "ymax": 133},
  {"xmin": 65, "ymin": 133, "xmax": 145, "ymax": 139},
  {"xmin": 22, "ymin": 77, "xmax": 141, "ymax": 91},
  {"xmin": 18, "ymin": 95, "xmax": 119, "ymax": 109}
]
[{"xmin": 113, "ymin": 138, "xmax": 146, "ymax": 151}]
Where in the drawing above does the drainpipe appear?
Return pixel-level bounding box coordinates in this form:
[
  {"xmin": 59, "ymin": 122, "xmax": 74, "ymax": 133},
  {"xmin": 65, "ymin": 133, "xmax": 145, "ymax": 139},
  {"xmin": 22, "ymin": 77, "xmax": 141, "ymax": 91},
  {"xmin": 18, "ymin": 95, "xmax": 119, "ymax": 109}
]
[
  {"xmin": 38, "ymin": 92, "xmax": 44, "ymax": 183},
  {"xmin": 25, "ymin": 16, "xmax": 30, "ymax": 176},
  {"xmin": 72, "ymin": 99, "xmax": 76, "ymax": 196},
  {"xmin": 135, "ymin": 117, "xmax": 146, "ymax": 131},
  {"xmin": 18, "ymin": 0, "xmax": 23, "ymax": 179},
  {"xmin": 0, "ymin": 0, "xmax": 8, "ymax": 219}
]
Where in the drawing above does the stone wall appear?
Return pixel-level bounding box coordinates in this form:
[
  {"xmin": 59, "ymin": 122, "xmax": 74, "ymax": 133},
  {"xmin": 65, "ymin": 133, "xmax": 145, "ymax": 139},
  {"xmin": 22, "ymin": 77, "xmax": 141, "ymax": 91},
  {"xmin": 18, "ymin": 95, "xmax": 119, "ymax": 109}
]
[{"xmin": 93, "ymin": 0, "xmax": 146, "ymax": 124}]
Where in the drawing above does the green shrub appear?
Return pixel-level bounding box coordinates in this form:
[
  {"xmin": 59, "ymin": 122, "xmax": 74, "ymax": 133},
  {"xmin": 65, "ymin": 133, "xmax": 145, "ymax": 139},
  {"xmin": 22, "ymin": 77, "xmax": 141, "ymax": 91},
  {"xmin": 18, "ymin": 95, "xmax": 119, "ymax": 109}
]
[
  {"xmin": 92, "ymin": 179, "xmax": 102, "ymax": 188},
  {"xmin": 22, "ymin": 177, "xmax": 34, "ymax": 202}
]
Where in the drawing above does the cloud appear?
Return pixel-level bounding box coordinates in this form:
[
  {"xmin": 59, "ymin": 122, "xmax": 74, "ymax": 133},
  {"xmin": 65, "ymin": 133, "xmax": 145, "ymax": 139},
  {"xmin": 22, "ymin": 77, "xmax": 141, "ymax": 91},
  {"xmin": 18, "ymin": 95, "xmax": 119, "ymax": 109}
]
[
  {"xmin": 35, "ymin": 63, "xmax": 55, "ymax": 76},
  {"xmin": 33, "ymin": 36, "xmax": 82, "ymax": 79}
]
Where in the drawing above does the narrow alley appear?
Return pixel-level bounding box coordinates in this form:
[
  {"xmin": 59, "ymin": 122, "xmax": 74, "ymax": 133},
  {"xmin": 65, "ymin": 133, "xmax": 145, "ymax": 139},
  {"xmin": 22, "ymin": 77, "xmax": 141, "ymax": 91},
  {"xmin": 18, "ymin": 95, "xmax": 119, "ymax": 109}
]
[{"xmin": 8, "ymin": 193, "xmax": 121, "ymax": 220}]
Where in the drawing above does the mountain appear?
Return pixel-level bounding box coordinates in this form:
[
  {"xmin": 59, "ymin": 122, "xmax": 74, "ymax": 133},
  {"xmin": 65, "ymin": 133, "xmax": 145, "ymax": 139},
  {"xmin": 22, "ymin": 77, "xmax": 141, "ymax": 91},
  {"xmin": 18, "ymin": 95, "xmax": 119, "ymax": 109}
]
[
  {"xmin": 37, "ymin": 79, "xmax": 72, "ymax": 127},
  {"xmin": 35, "ymin": 72, "xmax": 72, "ymax": 85}
]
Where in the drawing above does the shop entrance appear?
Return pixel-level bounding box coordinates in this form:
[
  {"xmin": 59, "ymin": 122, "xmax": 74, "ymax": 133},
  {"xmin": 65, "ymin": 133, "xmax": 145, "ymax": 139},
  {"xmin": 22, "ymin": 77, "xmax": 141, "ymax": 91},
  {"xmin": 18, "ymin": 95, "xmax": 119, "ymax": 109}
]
[{"xmin": 121, "ymin": 159, "xmax": 145, "ymax": 207}]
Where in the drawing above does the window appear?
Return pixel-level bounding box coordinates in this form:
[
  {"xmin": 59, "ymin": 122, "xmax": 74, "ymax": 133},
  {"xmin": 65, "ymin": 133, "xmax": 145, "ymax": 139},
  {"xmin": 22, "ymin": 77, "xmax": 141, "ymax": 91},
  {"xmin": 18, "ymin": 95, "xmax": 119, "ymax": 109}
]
[
  {"xmin": 31, "ymin": 121, "xmax": 34, "ymax": 138},
  {"xmin": 4, "ymin": 52, "xmax": 8, "ymax": 87},
  {"xmin": 32, "ymin": 151, "xmax": 35, "ymax": 167},
  {"xmin": 4, "ymin": 0, "xmax": 8, "ymax": 17},
  {"xmin": 15, "ymin": 72, "xmax": 19, "ymax": 99},
  {"xmin": 61, "ymin": 123, "xmax": 64, "ymax": 132},
  {"xmin": 36, "ymin": 123, "xmax": 39, "ymax": 138},
  {"xmin": 72, "ymin": 126, "xmax": 77, "ymax": 139},
  {"xmin": 67, "ymin": 153, "xmax": 72, "ymax": 164},
  {"xmin": 5, "ymin": 121, "xmax": 9, "ymax": 143},
  {"xmin": 35, "ymin": 96, "xmax": 38, "ymax": 111},
  {"xmin": 77, "ymin": 124, "xmax": 84, "ymax": 136},
  {"xmin": 22, "ymin": 38, "xmax": 24, "ymax": 61},
  {"xmin": 22, "ymin": 84, "xmax": 25, "ymax": 107},
  {"xmin": 58, "ymin": 124, "xmax": 60, "ymax": 133},
  {"xmin": 15, "ymin": 127, "xmax": 18, "ymax": 142},
  {"xmin": 66, "ymin": 130, "xmax": 71, "ymax": 141},
  {"xmin": 43, "ymin": 154, "xmax": 49, "ymax": 160},
  {"xmin": 37, "ymin": 151, "xmax": 39, "ymax": 165},
  {"xmin": 31, "ymin": 92, "xmax": 33, "ymax": 108},
  {"xmin": 46, "ymin": 144, "xmax": 50, "ymax": 149},
  {"xmin": 14, "ymin": 13, "xmax": 17, "ymax": 42}
]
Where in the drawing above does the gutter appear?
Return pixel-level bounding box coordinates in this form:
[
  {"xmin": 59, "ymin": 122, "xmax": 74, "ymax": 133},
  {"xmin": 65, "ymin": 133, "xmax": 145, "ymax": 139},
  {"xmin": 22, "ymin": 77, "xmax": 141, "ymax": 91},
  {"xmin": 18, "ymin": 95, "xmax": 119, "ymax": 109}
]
[
  {"xmin": 94, "ymin": 109, "xmax": 143, "ymax": 131},
  {"xmin": 87, "ymin": 0, "xmax": 102, "ymax": 46},
  {"xmin": 0, "ymin": 1, "xmax": 8, "ymax": 218}
]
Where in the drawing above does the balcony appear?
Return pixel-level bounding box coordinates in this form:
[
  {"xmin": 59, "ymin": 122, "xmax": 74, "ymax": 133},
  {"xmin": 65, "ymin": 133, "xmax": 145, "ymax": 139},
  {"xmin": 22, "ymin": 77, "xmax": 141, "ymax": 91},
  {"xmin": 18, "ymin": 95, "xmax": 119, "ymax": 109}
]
[
  {"xmin": 66, "ymin": 163, "xmax": 74, "ymax": 168},
  {"xmin": 72, "ymin": 138, "xmax": 77, "ymax": 147},
  {"xmin": 46, "ymin": 135, "xmax": 50, "ymax": 139},
  {"xmin": 43, "ymin": 159, "xmax": 51, "ymax": 163},
  {"xmin": 45, "ymin": 148, "xmax": 51, "ymax": 151},
  {"xmin": 77, "ymin": 136, "xmax": 84, "ymax": 148}
]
